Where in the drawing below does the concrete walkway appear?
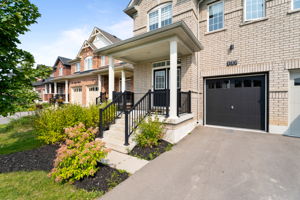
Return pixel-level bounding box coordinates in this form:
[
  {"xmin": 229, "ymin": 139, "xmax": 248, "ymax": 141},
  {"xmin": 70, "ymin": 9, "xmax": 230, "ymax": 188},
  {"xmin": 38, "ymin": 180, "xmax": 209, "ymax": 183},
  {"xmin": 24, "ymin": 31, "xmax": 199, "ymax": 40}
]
[
  {"xmin": 0, "ymin": 111, "xmax": 34, "ymax": 125},
  {"xmin": 101, "ymin": 126, "xmax": 300, "ymax": 200},
  {"xmin": 102, "ymin": 150, "xmax": 149, "ymax": 174}
]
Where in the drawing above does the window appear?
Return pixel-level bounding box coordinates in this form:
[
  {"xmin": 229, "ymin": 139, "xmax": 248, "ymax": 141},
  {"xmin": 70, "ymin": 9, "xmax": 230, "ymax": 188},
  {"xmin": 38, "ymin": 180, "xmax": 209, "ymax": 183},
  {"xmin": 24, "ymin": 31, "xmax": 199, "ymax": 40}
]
[
  {"xmin": 101, "ymin": 56, "xmax": 106, "ymax": 66},
  {"xmin": 75, "ymin": 63, "xmax": 80, "ymax": 72},
  {"xmin": 59, "ymin": 68, "xmax": 63, "ymax": 76},
  {"xmin": 148, "ymin": 3, "xmax": 172, "ymax": 31},
  {"xmin": 73, "ymin": 87, "xmax": 82, "ymax": 92},
  {"xmin": 155, "ymin": 70, "xmax": 166, "ymax": 90},
  {"xmin": 234, "ymin": 80, "xmax": 242, "ymax": 88},
  {"xmin": 293, "ymin": 0, "xmax": 300, "ymax": 10},
  {"xmin": 244, "ymin": 0, "xmax": 265, "ymax": 21},
  {"xmin": 208, "ymin": 1, "xmax": 224, "ymax": 32},
  {"xmin": 244, "ymin": 79, "xmax": 252, "ymax": 87},
  {"xmin": 89, "ymin": 86, "xmax": 99, "ymax": 91},
  {"xmin": 295, "ymin": 78, "xmax": 300, "ymax": 86},
  {"xmin": 253, "ymin": 80, "xmax": 262, "ymax": 87},
  {"xmin": 84, "ymin": 57, "xmax": 93, "ymax": 70}
]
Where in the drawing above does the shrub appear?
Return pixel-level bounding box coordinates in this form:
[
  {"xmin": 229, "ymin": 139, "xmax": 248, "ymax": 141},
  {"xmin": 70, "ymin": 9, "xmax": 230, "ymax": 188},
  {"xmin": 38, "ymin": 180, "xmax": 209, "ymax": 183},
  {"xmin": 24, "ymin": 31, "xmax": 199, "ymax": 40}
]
[
  {"xmin": 49, "ymin": 123, "xmax": 110, "ymax": 183},
  {"xmin": 134, "ymin": 115, "xmax": 165, "ymax": 148},
  {"xmin": 33, "ymin": 102, "xmax": 113, "ymax": 144}
]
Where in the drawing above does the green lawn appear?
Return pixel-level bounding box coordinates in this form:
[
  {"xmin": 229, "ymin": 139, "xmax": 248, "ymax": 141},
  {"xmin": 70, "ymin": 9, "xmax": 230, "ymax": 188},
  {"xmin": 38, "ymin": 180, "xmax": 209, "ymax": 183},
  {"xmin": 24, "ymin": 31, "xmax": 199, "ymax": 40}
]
[
  {"xmin": 0, "ymin": 116, "xmax": 103, "ymax": 199},
  {"xmin": 0, "ymin": 116, "xmax": 42, "ymax": 155},
  {"xmin": 0, "ymin": 171, "xmax": 103, "ymax": 200}
]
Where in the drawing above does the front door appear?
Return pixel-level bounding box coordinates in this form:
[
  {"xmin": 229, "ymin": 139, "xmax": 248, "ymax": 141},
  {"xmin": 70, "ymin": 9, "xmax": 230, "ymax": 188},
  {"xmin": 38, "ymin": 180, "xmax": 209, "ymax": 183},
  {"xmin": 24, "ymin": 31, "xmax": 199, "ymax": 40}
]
[
  {"xmin": 287, "ymin": 71, "xmax": 300, "ymax": 137},
  {"xmin": 153, "ymin": 69, "xmax": 169, "ymax": 107}
]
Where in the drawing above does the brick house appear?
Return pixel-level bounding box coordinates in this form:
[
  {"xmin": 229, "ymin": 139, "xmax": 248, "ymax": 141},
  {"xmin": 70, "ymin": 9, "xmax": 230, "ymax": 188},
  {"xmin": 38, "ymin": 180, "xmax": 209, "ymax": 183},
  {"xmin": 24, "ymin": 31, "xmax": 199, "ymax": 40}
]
[
  {"xmin": 95, "ymin": 0, "xmax": 300, "ymax": 146},
  {"xmin": 35, "ymin": 0, "xmax": 300, "ymax": 150},
  {"xmin": 39, "ymin": 27, "xmax": 134, "ymax": 106}
]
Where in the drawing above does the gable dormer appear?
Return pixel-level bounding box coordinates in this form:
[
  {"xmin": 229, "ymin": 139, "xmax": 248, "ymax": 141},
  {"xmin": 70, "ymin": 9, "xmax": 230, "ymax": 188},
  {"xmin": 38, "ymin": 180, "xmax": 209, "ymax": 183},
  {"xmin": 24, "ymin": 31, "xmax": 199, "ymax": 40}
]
[{"xmin": 53, "ymin": 56, "xmax": 71, "ymax": 77}]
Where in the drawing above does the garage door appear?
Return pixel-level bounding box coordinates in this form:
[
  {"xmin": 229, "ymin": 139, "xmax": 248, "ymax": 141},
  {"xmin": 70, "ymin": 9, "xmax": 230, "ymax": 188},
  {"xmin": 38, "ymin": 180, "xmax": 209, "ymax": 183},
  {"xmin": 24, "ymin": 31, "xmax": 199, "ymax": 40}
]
[
  {"xmin": 87, "ymin": 85, "xmax": 99, "ymax": 105},
  {"xmin": 71, "ymin": 87, "xmax": 82, "ymax": 105},
  {"xmin": 287, "ymin": 71, "xmax": 300, "ymax": 137},
  {"xmin": 206, "ymin": 75, "xmax": 266, "ymax": 130}
]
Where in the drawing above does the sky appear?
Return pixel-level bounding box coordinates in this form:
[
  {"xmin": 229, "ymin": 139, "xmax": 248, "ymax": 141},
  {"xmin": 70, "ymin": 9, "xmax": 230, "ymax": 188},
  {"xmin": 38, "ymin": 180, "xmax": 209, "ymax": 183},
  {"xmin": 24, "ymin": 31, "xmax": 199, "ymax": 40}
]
[{"xmin": 19, "ymin": 0, "xmax": 133, "ymax": 66}]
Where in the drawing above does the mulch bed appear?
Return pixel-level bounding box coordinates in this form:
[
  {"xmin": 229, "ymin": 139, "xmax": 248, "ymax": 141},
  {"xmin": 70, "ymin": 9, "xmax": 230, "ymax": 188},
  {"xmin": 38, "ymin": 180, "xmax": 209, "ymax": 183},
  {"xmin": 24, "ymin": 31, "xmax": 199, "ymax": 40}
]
[
  {"xmin": 74, "ymin": 163, "xmax": 129, "ymax": 192},
  {"xmin": 129, "ymin": 140, "xmax": 172, "ymax": 161},
  {"xmin": 0, "ymin": 145, "xmax": 129, "ymax": 192},
  {"xmin": 0, "ymin": 145, "xmax": 59, "ymax": 173}
]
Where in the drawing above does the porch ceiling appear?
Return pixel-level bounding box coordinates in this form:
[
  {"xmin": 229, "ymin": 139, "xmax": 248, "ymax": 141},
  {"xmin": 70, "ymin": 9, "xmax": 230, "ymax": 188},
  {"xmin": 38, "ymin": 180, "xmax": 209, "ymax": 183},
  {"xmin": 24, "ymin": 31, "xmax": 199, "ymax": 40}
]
[{"xmin": 94, "ymin": 21, "xmax": 203, "ymax": 63}]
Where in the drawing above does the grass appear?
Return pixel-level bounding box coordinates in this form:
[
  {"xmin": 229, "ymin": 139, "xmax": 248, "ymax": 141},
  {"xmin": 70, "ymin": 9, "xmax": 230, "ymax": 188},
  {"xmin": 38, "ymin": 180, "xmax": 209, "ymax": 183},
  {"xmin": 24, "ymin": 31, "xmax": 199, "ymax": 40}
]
[
  {"xmin": 0, "ymin": 116, "xmax": 104, "ymax": 199},
  {"xmin": 0, "ymin": 116, "xmax": 43, "ymax": 155},
  {"xmin": 0, "ymin": 171, "xmax": 103, "ymax": 200}
]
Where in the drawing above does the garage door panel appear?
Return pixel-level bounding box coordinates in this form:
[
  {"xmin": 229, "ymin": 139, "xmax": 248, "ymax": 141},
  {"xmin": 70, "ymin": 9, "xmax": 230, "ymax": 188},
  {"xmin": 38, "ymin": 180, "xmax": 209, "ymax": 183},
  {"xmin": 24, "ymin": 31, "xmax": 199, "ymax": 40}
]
[{"xmin": 206, "ymin": 75, "xmax": 266, "ymax": 131}]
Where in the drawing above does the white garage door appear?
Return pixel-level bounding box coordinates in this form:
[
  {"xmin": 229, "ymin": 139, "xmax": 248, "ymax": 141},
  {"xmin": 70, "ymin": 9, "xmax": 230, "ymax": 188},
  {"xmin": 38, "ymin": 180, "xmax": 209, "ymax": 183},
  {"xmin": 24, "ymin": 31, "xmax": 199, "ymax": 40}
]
[
  {"xmin": 87, "ymin": 85, "xmax": 99, "ymax": 105},
  {"xmin": 71, "ymin": 87, "xmax": 82, "ymax": 105},
  {"xmin": 288, "ymin": 71, "xmax": 300, "ymax": 137}
]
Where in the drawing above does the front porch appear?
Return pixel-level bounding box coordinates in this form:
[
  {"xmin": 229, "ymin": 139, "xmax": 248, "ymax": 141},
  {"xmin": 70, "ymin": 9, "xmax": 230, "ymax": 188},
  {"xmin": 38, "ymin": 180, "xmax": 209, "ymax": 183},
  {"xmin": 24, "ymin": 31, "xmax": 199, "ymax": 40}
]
[{"xmin": 95, "ymin": 21, "xmax": 202, "ymax": 150}]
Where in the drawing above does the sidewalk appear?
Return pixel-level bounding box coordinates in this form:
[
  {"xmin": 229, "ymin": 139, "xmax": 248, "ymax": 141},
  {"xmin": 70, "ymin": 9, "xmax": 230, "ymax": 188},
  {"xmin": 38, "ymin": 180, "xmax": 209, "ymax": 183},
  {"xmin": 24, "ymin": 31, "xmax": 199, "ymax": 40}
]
[{"xmin": 0, "ymin": 111, "xmax": 34, "ymax": 125}]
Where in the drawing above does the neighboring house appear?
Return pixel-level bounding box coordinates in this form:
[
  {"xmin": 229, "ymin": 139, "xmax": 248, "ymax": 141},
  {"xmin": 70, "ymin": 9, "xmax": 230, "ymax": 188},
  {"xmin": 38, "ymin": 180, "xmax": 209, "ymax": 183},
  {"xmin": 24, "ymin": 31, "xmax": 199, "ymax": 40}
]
[
  {"xmin": 36, "ymin": 28, "xmax": 134, "ymax": 106},
  {"xmin": 94, "ymin": 0, "xmax": 300, "ymax": 146}
]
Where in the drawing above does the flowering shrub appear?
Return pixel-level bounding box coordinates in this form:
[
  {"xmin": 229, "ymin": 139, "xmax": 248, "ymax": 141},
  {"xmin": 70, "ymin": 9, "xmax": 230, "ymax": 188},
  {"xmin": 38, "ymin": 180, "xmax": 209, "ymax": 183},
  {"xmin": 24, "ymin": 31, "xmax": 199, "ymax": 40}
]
[
  {"xmin": 49, "ymin": 123, "xmax": 110, "ymax": 183},
  {"xmin": 134, "ymin": 115, "xmax": 165, "ymax": 148}
]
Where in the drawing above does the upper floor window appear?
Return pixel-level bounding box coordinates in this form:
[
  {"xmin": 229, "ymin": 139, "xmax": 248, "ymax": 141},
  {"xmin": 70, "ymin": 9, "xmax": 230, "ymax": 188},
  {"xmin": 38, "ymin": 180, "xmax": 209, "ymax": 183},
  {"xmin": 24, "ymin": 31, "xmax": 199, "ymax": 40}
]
[
  {"xmin": 244, "ymin": 0, "xmax": 265, "ymax": 21},
  {"xmin": 59, "ymin": 68, "xmax": 63, "ymax": 76},
  {"xmin": 101, "ymin": 56, "xmax": 106, "ymax": 66},
  {"xmin": 148, "ymin": 3, "xmax": 172, "ymax": 31},
  {"xmin": 75, "ymin": 63, "xmax": 80, "ymax": 72},
  {"xmin": 293, "ymin": 0, "xmax": 300, "ymax": 10},
  {"xmin": 208, "ymin": 1, "xmax": 224, "ymax": 32},
  {"xmin": 84, "ymin": 56, "xmax": 93, "ymax": 71}
]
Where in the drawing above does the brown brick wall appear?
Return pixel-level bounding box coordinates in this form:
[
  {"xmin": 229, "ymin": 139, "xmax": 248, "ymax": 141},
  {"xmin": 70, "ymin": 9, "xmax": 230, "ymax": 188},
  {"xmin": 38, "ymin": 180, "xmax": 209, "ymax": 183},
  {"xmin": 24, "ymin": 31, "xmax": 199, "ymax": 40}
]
[{"xmin": 53, "ymin": 61, "xmax": 71, "ymax": 77}]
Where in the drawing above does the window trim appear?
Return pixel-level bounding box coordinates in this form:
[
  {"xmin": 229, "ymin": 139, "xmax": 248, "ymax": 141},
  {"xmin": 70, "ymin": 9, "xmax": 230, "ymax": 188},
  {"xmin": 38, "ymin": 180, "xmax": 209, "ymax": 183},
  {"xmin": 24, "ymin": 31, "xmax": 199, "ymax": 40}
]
[
  {"xmin": 207, "ymin": 1, "xmax": 225, "ymax": 33},
  {"xmin": 84, "ymin": 56, "xmax": 93, "ymax": 71},
  {"xmin": 292, "ymin": 0, "xmax": 300, "ymax": 10},
  {"xmin": 147, "ymin": 2, "xmax": 172, "ymax": 31},
  {"xmin": 75, "ymin": 63, "xmax": 80, "ymax": 72},
  {"xmin": 101, "ymin": 55, "xmax": 106, "ymax": 66},
  {"xmin": 59, "ymin": 68, "xmax": 63, "ymax": 76},
  {"xmin": 244, "ymin": 0, "xmax": 266, "ymax": 22}
]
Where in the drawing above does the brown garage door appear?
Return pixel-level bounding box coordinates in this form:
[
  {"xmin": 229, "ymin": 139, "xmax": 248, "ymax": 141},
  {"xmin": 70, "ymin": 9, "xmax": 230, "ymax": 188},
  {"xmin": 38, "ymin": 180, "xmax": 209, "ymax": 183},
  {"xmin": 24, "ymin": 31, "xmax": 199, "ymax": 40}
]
[{"xmin": 205, "ymin": 75, "xmax": 266, "ymax": 131}]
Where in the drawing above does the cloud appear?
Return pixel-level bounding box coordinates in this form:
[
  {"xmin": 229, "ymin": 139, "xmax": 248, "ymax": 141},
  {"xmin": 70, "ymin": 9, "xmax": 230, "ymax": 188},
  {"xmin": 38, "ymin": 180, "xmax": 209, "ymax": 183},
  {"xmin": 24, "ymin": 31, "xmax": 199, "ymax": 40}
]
[
  {"xmin": 19, "ymin": 19, "xmax": 133, "ymax": 66},
  {"xmin": 20, "ymin": 26, "xmax": 91, "ymax": 66},
  {"xmin": 106, "ymin": 19, "xmax": 133, "ymax": 40}
]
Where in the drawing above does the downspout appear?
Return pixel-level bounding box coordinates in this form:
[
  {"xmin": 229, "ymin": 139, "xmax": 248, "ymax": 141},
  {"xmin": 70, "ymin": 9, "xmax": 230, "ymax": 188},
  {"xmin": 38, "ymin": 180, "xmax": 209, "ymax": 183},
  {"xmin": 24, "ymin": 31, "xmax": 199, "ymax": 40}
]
[{"xmin": 196, "ymin": 0, "xmax": 204, "ymax": 124}]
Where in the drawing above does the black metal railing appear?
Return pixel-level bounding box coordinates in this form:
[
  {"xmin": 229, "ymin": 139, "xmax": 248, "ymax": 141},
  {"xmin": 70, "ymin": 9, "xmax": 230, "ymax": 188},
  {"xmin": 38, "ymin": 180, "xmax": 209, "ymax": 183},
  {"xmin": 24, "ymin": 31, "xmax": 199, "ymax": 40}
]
[
  {"xmin": 124, "ymin": 90, "xmax": 152, "ymax": 145},
  {"xmin": 96, "ymin": 92, "xmax": 107, "ymax": 105},
  {"xmin": 98, "ymin": 92, "xmax": 126, "ymax": 138},
  {"xmin": 177, "ymin": 91, "xmax": 191, "ymax": 116}
]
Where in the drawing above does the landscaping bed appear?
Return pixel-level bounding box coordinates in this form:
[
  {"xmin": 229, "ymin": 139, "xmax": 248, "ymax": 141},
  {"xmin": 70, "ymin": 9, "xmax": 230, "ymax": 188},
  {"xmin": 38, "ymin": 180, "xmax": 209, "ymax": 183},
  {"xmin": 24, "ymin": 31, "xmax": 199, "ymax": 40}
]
[
  {"xmin": 129, "ymin": 140, "xmax": 172, "ymax": 160},
  {"xmin": 0, "ymin": 144, "xmax": 129, "ymax": 193}
]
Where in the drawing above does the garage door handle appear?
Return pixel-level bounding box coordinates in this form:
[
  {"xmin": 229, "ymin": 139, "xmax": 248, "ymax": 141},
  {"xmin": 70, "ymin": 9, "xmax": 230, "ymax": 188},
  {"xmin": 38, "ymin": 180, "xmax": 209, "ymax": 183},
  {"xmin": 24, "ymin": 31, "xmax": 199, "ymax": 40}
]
[{"xmin": 230, "ymin": 105, "xmax": 234, "ymax": 110}]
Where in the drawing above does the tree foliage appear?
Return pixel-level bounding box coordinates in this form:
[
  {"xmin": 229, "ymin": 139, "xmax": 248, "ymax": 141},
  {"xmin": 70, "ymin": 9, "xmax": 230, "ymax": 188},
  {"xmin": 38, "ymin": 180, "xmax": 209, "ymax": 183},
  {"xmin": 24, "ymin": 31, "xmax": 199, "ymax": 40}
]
[{"xmin": 0, "ymin": 0, "xmax": 50, "ymax": 116}]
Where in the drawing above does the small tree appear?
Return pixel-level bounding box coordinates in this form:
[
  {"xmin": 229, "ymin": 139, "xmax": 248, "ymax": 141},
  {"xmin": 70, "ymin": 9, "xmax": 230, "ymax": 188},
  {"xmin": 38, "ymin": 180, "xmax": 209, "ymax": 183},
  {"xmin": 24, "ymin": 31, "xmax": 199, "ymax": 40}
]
[{"xmin": 0, "ymin": 0, "xmax": 51, "ymax": 116}]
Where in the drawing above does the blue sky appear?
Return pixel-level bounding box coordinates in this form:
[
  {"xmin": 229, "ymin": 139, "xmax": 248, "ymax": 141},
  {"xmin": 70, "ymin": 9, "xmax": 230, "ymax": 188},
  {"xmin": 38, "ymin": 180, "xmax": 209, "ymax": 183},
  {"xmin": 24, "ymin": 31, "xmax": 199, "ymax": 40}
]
[{"xmin": 19, "ymin": 0, "xmax": 133, "ymax": 66}]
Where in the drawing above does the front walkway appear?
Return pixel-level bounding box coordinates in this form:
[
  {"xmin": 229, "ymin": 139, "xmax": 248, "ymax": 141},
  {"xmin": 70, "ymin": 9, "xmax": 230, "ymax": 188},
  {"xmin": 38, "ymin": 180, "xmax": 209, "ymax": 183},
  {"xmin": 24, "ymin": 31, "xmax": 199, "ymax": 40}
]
[
  {"xmin": 101, "ymin": 126, "xmax": 300, "ymax": 200},
  {"xmin": 0, "ymin": 111, "xmax": 34, "ymax": 125}
]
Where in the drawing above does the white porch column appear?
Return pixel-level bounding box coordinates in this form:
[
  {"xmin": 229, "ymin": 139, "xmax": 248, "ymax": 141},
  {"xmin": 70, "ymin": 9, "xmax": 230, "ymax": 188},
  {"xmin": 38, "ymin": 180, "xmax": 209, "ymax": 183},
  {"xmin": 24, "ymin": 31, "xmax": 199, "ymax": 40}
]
[
  {"xmin": 121, "ymin": 70, "xmax": 126, "ymax": 92},
  {"xmin": 108, "ymin": 55, "xmax": 115, "ymax": 100},
  {"xmin": 65, "ymin": 80, "xmax": 69, "ymax": 103},
  {"xmin": 54, "ymin": 82, "xmax": 57, "ymax": 95},
  {"xmin": 169, "ymin": 39, "xmax": 178, "ymax": 119},
  {"xmin": 49, "ymin": 83, "xmax": 52, "ymax": 94},
  {"xmin": 98, "ymin": 74, "xmax": 102, "ymax": 93},
  {"xmin": 44, "ymin": 84, "xmax": 48, "ymax": 94}
]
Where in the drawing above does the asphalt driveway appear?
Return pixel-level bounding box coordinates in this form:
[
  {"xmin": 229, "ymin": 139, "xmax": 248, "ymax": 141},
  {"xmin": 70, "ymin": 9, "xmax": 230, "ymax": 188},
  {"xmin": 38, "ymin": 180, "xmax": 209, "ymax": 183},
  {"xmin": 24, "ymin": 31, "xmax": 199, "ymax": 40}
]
[{"xmin": 101, "ymin": 126, "xmax": 300, "ymax": 200}]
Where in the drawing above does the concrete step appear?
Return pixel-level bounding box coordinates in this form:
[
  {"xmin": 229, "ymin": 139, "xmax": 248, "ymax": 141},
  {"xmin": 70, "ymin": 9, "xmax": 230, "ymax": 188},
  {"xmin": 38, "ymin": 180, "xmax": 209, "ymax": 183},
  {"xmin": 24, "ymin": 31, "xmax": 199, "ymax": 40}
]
[{"xmin": 102, "ymin": 137, "xmax": 136, "ymax": 154}]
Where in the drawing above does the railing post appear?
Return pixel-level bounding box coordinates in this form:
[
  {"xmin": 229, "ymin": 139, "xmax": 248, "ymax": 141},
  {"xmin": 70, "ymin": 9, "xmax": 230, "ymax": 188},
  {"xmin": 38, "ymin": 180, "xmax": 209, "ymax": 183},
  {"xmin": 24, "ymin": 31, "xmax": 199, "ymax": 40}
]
[
  {"xmin": 148, "ymin": 90, "xmax": 151, "ymax": 113},
  {"xmin": 166, "ymin": 89, "xmax": 169, "ymax": 118},
  {"xmin": 177, "ymin": 91, "xmax": 179, "ymax": 117},
  {"xmin": 123, "ymin": 91, "xmax": 127, "ymax": 112},
  {"xmin": 99, "ymin": 108, "xmax": 104, "ymax": 138},
  {"xmin": 188, "ymin": 90, "xmax": 192, "ymax": 113},
  {"xmin": 124, "ymin": 110, "xmax": 129, "ymax": 146}
]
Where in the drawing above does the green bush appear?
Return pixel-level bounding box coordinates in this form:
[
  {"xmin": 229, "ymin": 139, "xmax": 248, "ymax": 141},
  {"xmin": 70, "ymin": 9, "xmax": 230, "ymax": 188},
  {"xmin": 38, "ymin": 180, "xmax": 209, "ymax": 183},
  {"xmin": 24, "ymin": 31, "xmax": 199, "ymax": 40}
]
[
  {"xmin": 34, "ymin": 103, "xmax": 108, "ymax": 144},
  {"xmin": 49, "ymin": 123, "xmax": 110, "ymax": 183},
  {"xmin": 134, "ymin": 115, "xmax": 165, "ymax": 148}
]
